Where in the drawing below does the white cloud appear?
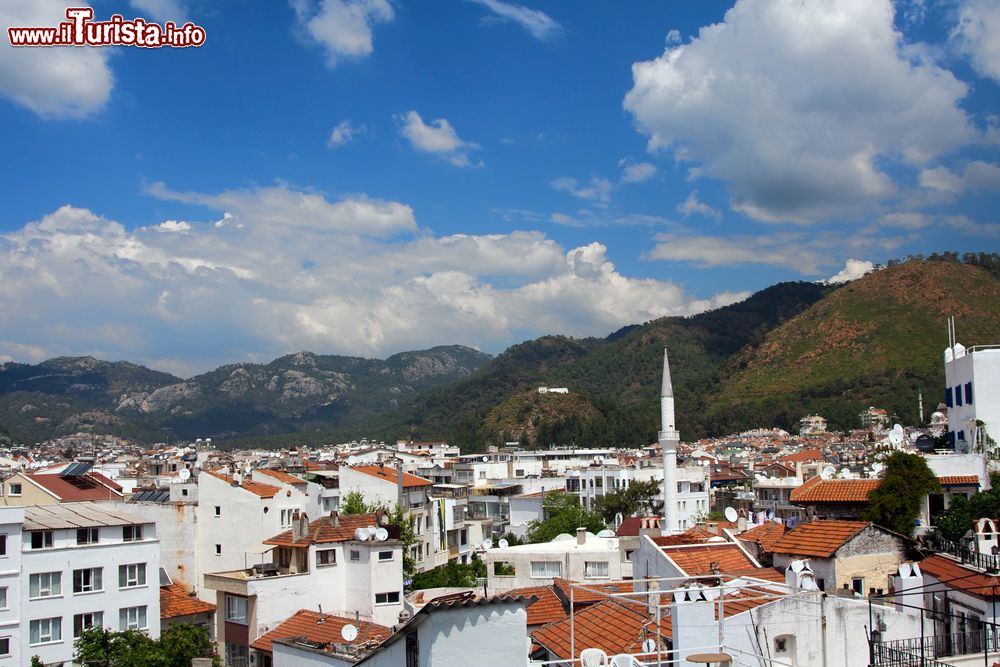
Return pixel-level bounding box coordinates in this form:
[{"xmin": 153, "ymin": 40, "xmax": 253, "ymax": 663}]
[
  {"xmin": 951, "ymin": 0, "xmax": 1000, "ymax": 82},
  {"xmin": 918, "ymin": 161, "xmax": 1000, "ymax": 196},
  {"xmin": 824, "ymin": 259, "xmax": 875, "ymax": 284},
  {"xmin": 963, "ymin": 161, "xmax": 1000, "ymax": 190},
  {"xmin": 0, "ymin": 0, "xmax": 114, "ymax": 118},
  {"xmin": 0, "ymin": 191, "xmax": 745, "ymax": 371},
  {"xmin": 129, "ymin": 0, "xmax": 187, "ymax": 23},
  {"xmin": 944, "ymin": 214, "xmax": 1000, "ymax": 237},
  {"xmin": 676, "ymin": 190, "xmax": 721, "ymax": 221},
  {"xmin": 471, "ymin": 0, "xmax": 562, "ymax": 41},
  {"xmin": 623, "ymin": 0, "xmax": 972, "ymax": 224},
  {"xmin": 291, "ymin": 0, "xmax": 394, "ymax": 68},
  {"xmin": 878, "ymin": 212, "xmax": 933, "ymax": 229},
  {"xmin": 620, "ymin": 162, "xmax": 657, "ymax": 184},
  {"xmin": 665, "ymin": 29, "xmax": 682, "ymax": 46},
  {"xmin": 398, "ymin": 110, "xmax": 479, "ymax": 167},
  {"xmin": 328, "ymin": 119, "xmax": 364, "ymax": 148},
  {"xmin": 551, "ymin": 176, "xmax": 613, "ymax": 206},
  {"xmin": 919, "ymin": 166, "xmax": 965, "ymax": 194},
  {"xmin": 646, "ymin": 232, "xmax": 825, "ymax": 274}
]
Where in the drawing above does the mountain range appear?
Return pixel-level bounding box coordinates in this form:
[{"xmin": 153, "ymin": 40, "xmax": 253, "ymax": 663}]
[{"xmin": 1, "ymin": 256, "xmax": 997, "ymax": 451}]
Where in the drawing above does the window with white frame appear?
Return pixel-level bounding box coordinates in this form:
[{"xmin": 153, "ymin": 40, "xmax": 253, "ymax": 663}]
[
  {"xmin": 122, "ymin": 525, "xmax": 143, "ymax": 542},
  {"xmin": 317, "ymin": 548, "xmax": 337, "ymax": 567},
  {"xmin": 8, "ymin": 484, "xmax": 21, "ymax": 497},
  {"xmin": 350, "ymin": 549, "xmax": 361, "ymax": 561},
  {"xmin": 0, "ymin": 534, "xmax": 7, "ymax": 556},
  {"xmin": 29, "ymin": 617, "xmax": 62, "ymax": 645},
  {"xmin": 73, "ymin": 612, "xmax": 104, "ymax": 637},
  {"xmin": 30, "ymin": 531, "xmax": 53, "ymax": 549},
  {"xmin": 584, "ymin": 561, "xmax": 610, "ymax": 578},
  {"xmin": 0, "ymin": 636, "xmax": 8, "ymax": 656},
  {"xmin": 118, "ymin": 563, "xmax": 146, "ymax": 589},
  {"xmin": 0, "ymin": 587, "xmax": 7, "ymax": 609},
  {"xmin": 375, "ymin": 591, "xmax": 401, "ymax": 605},
  {"xmin": 119, "ymin": 606, "xmax": 147, "ymax": 631},
  {"xmin": 73, "ymin": 567, "xmax": 103, "ymax": 593},
  {"xmin": 29, "ymin": 572, "xmax": 61, "ymax": 598},
  {"xmin": 225, "ymin": 594, "xmax": 248, "ymax": 624},
  {"xmin": 530, "ymin": 561, "xmax": 562, "ymax": 578},
  {"xmin": 378, "ymin": 550, "xmax": 393, "ymax": 562},
  {"xmin": 279, "ymin": 508, "xmax": 297, "ymax": 529}
]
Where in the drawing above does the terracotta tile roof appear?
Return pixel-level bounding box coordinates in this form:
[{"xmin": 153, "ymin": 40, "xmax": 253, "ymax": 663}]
[
  {"xmin": 725, "ymin": 568, "xmax": 788, "ymax": 584},
  {"xmin": 779, "ymin": 448, "xmax": 826, "ymax": 463},
  {"xmin": 661, "ymin": 543, "xmax": 757, "ymax": 576},
  {"xmin": 918, "ymin": 554, "xmax": 1000, "ymax": 599},
  {"xmin": 264, "ymin": 512, "xmax": 388, "ymax": 547},
  {"xmin": 738, "ymin": 522, "xmax": 788, "ymax": 552},
  {"xmin": 256, "ymin": 469, "xmax": 307, "ymax": 485},
  {"xmin": 649, "ymin": 525, "xmax": 717, "ymax": 547},
  {"xmin": 349, "ymin": 465, "xmax": 433, "ymax": 487},
  {"xmin": 251, "ymin": 609, "xmax": 391, "ymax": 653},
  {"xmin": 532, "ymin": 599, "xmax": 671, "ymax": 660},
  {"xmin": 160, "ymin": 584, "xmax": 216, "ymax": 619},
  {"xmin": 26, "ymin": 473, "xmax": 124, "ymax": 501},
  {"xmin": 551, "ymin": 578, "xmax": 634, "ymax": 607},
  {"xmin": 507, "ymin": 585, "xmax": 568, "ymax": 626},
  {"xmin": 203, "ymin": 470, "xmax": 279, "ymax": 498},
  {"xmin": 770, "ymin": 520, "xmax": 870, "ymax": 558},
  {"xmin": 789, "ymin": 476, "xmax": 880, "ymax": 504},
  {"xmin": 720, "ymin": 587, "xmax": 786, "ymax": 616},
  {"xmin": 939, "ymin": 476, "xmax": 979, "ymax": 486}
]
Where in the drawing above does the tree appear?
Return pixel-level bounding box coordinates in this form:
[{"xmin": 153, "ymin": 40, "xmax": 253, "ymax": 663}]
[
  {"xmin": 74, "ymin": 624, "xmax": 220, "ymax": 667},
  {"xmin": 863, "ymin": 451, "xmax": 939, "ymax": 537},
  {"xmin": 593, "ymin": 479, "xmax": 662, "ymax": 523},
  {"xmin": 410, "ymin": 555, "xmax": 487, "ymax": 590},
  {"xmin": 525, "ymin": 493, "xmax": 605, "ymax": 543},
  {"xmin": 341, "ymin": 490, "xmax": 367, "ymax": 515},
  {"xmin": 936, "ymin": 472, "xmax": 1000, "ymax": 543}
]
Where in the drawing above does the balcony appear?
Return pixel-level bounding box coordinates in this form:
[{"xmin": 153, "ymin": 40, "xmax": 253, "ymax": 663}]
[{"xmin": 874, "ymin": 629, "xmax": 1000, "ymax": 666}]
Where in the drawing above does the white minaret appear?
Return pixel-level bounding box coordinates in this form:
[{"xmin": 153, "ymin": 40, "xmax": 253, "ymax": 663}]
[{"xmin": 660, "ymin": 348, "xmax": 680, "ymax": 535}]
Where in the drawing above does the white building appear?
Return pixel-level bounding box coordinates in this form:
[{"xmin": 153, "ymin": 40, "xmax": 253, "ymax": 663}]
[
  {"xmin": 483, "ymin": 527, "xmax": 630, "ymax": 592},
  {"xmin": 14, "ymin": 503, "xmax": 160, "ymax": 666},
  {"xmin": 203, "ymin": 510, "xmax": 404, "ymax": 665},
  {"xmin": 944, "ymin": 336, "xmax": 1000, "ymax": 453},
  {"xmin": 569, "ymin": 464, "xmax": 710, "ymax": 529}
]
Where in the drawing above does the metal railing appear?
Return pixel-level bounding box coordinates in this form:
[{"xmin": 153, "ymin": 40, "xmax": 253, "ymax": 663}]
[{"xmin": 875, "ymin": 627, "xmax": 1000, "ymax": 665}]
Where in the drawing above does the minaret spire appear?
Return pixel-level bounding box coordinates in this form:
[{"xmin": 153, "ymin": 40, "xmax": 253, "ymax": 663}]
[{"xmin": 660, "ymin": 347, "xmax": 680, "ymax": 535}]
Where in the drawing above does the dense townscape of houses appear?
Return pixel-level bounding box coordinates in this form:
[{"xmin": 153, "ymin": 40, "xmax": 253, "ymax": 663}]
[{"xmin": 0, "ymin": 339, "xmax": 996, "ymax": 666}]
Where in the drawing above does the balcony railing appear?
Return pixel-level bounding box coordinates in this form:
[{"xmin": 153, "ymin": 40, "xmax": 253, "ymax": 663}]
[{"xmin": 875, "ymin": 628, "xmax": 1000, "ymax": 665}]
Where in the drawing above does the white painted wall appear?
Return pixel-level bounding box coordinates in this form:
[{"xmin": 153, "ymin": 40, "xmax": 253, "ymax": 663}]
[
  {"xmin": 0, "ymin": 509, "xmax": 23, "ymax": 666},
  {"xmin": 946, "ymin": 347, "xmax": 1000, "ymax": 452}
]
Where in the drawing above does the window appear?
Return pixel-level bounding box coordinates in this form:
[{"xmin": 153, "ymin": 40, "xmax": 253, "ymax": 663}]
[
  {"xmin": 123, "ymin": 525, "xmax": 143, "ymax": 542},
  {"xmin": 817, "ymin": 578, "xmax": 825, "ymax": 591},
  {"xmin": 29, "ymin": 572, "xmax": 62, "ymax": 598},
  {"xmin": 181, "ymin": 488, "xmax": 188, "ymax": 497},
  {"xmin": 30, "ymin": 531, "xmax": 53, "ymax": 549},
  {"xmin": 8, "ymin": 484, "xmax": 20, "ymax": 497},
  {"xmin": 956, "ymin": 386, "xmax": 964, "ymax": 406},
  {"xmin": 73, "ymin": 568, "xmax": 103, "ymax": 593},
  {"xmin": 0, "ymin": 637, "xmax": 8, "ymax": 656},
  {"xmin": 280, "ymin": 508, "xmax": 296, "ymax": 529},
  {"xmin": 317, "ymin": 548, "xmax": 337, "ymax": 567},
  {"xmin": 73, "ymin": 612, "xmax": 103, "ymax": 637},
  {"xmin": 226, "ymin": 643, "xmax": 249, "ymax": 665},
  {"xmin": 118, "ymin": 563, "xmax": 146, "ymax": 589},
  {"xmin": 375, "ymin": 591, "xmax": 401, "ymax": 605},
  {"xmin": 119, "ymin": 606, "xmax": 147, "ymax": 631},
  {"xmin": 350, "ymin": 549, "xmax": 360, "ymax": 561},
  {"xmin": 515, "ymin": 469, "xmax": 525, "ymax": 477},
  {"xmin": 585, "ymin": 561, "xmax": 610, "ymax": 579},
  {"xmin": 214, "ymin": 506, "xmax": 221, "ymax": 517},
  {"xmin": 225, "ymin": 595, "xmax": 248, "ymax": 624},
  {"xmin": 530, "ymin": 561, "xmax": 563, "ymax": 578},
  {"xmin": 378, "ymin": 551, "xmax": 393, "ymax": 562},
  {"xmin": 775, "ymin": 638, "xmax": 787, "ymax": 652},
  {"xmin": 852, "ymin": 578, "xmax": 865, "ymax": 595},
  {"xmin": 0, "ymin": 587, "xmax": 6, "ymax": 609},
  {"xmin": 215, "ymin": 544, "xmax": 222, "ymax": 556},
  {"xmin": 77, "ymin": 528, "xmax": 99, "ymax": 545},
  {"xmin": 946, "ymin": 387, "xmax": 954, "ymax": 408},
  {"xmin": 29, "ymin": 617, "xmax": 62, "ymax": 645},
  {"xmin": 0, "ymin": 534, "xmax": 6, "ymax": 556},
  {"xmin": 405, "ymin": 631, "xmax": 419, "ymax": 667},
  {"xmin": 966, "ymin": 382, "xmax": 974, "ymax": 405}
]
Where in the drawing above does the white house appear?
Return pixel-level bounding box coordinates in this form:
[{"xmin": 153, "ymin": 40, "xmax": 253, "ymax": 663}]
[{"xmin": 944, "ymin": 336, "xmax": 1000, "ymax": 453}]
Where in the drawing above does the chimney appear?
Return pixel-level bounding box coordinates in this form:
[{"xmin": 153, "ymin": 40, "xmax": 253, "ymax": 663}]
[
  {"xmin": 378, "ymin": 462, "xmax": 385, "ymax": 476},
  {"xmin": 893, "ymin": 562, "xmax": 924, "ymax": 612},
  {"xmin": 576, "ymin": 527, "xmax": 587, "ymax": 545},
  {"xmin": 329, "ymin": 511, "xmax": 340, "ymax": 528},
  {"xmin": 292, "ymin": 511, "xmax": 309, "ymax": 542}
]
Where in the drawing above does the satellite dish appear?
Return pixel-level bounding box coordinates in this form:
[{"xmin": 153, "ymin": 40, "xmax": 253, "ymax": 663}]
[
  {"xmin": 820, "ymin": 465, "xmax": 836, "ymax": 481},
  {"xmin": 498, "ymin": 539, "xmax": 509, "ymax": 549},
  {"xmin": 355, "ymin": 527, "xmax": 371, "ymax": 541},
  {"xmin": 552, "ymin": 533, "xmax": 575, "ymax": 542},
  {"xmin": 791, "ymin": 560, "xmax": 805, "ymax": 573},
  {"xmin": 374, "ymin": 527, "xmax": 389, "ymax": 542},
  {"xmin": 597, "ymin": 529, "xmax": 615, "ymax": 538},
  {"xmin": 481, "ymin": 456, "xmax": 489, "ymax": 463},
  {"xmin": 178, "ymin": 468, "xmax": 191, "ymax": 482},
  {"xmin": 341, "ymin": 624, "xmax": 358, "ymax": 642},
  {"xmin": 724, "ymin": 507, "xmax": 738, "ymax": 523},
  {"xmin": 482, "ymin": 539, "xmax": 493, "ymax": 550},
  {"xmin": 800, "ymin": 574, "xmax": 819, "ymax": 591},
  {"xmin": 703, "ymin": 588, "xmax": 719, "ymax": 601},
  {"xmin": 871, "ymin": 462, "xmax": 885, "ymax": 476},
  {"xmin": 898, "ymin": 562, "xmax": 912, "ymax": 578},
  {"xmin": 888, "ymin": 425, "xmax": 904, "ymax": 445},
  {"xmin": 642, "ymin": 638, "xmax": 656, "ymax": 654}
]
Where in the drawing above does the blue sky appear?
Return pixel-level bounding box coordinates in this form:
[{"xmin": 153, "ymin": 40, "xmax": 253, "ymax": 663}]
[{"xmin": 0, "ymin": 0, "xmax": 998, "ymax": 375}]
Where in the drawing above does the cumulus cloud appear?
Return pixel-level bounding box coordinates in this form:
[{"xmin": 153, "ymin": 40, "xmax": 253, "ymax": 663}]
[
  {"xmin": 291, "ymin": 0, "xmax": 394, "ymax": 68},
  {"xmin": 951, "ymin": 0, "xmax": 1000, "ymax": 82},
  {"xmin": 470, "ymin": 0, "xmax": 562, "ymax": 41},
  {"xmin": 623, "ymin": 0, "xmax": 972, "ymax": 224},
  {"xmin": 824, "ymin": 259, "xmax": 875, "ymax": 284},
  {"xmin": 620, "ymin": 162, "xmax": 658, "ymax": 184},
  {"xmin": 551, "ymin": 177, "xmax": 613, "ymax": 206},
  {"xmin": 919, "ymin": 161, "xmax": 1000, "ymax": 195},
  {"xmin": 0, "ymin": 189, "xmax": 744, "ymax": 372},
  {"xmin": 398, "ymin": 110, "xmax": 479, "ymax": 167},
  {"xmin": 328, "ymin": 119, "xmax": 364, "ymax": 148},
  {"xmin": 676, "ymin": 190, "xmax": 722, "ymax": 221},
  {"xmin": 0, "ymin": 0, "xmax": 114, "ymax": 118}
]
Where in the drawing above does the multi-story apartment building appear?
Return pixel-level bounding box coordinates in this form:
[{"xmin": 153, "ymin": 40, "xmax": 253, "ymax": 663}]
[
  {"xmin": 0, "ymin": 503, "xmax": 160, "ymax": 666},
  {"xmin": 944, "ymin": 337, "xmax": 1000, "ymax": 453}
]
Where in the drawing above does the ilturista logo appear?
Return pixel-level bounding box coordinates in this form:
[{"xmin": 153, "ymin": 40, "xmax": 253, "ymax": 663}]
[{"xmin": 8, "ymin": 7, "xmax": 207, "ymax": 48}]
